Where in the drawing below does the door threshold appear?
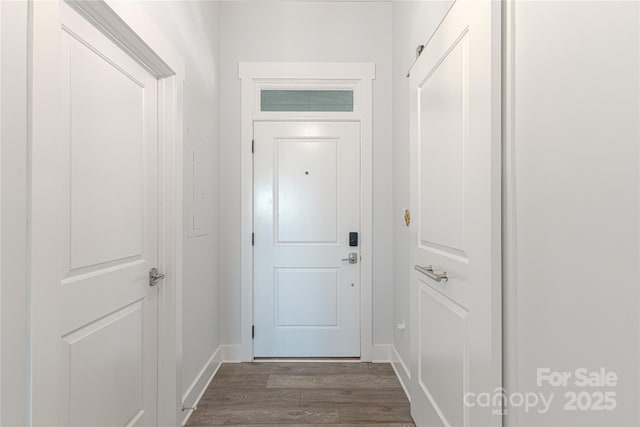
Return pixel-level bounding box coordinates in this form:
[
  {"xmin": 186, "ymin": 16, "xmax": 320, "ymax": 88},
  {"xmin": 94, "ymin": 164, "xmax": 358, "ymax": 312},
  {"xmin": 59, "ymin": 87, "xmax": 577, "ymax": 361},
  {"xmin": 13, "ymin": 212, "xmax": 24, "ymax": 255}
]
[{"xmin": 252, "ymin": 357, "xmax": 361, "ymax": 363}]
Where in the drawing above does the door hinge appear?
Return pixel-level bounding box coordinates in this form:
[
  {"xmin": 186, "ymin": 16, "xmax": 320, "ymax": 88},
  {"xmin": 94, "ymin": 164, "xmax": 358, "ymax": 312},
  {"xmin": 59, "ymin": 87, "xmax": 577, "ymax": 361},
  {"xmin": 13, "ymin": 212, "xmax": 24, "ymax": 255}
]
[
  {"xmin": 252, "ymin": 232, "xmax": 255, "ymax": 246},
  {"xmin": 252, "ymin": 325, "xmax": 255, "ymax": 339},
  {"xmin": 251, "ymin": 139, "xmax": 254, "ymax": 153}
]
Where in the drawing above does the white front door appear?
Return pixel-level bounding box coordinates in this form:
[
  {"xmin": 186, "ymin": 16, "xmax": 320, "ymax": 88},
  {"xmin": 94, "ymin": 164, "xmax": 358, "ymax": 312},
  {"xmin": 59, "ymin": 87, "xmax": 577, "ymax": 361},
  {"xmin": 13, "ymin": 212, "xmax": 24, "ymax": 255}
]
[
  {"xmin": 408, "ymin": 0, "xmax": 501, "ymax": 426},
  {"xmin": 32, "ymin": 3, "xmax": 159, "ymax": 425},
  {"xmin": 253, "ymin": 121, "xmax": 361, "ymax": 357}
]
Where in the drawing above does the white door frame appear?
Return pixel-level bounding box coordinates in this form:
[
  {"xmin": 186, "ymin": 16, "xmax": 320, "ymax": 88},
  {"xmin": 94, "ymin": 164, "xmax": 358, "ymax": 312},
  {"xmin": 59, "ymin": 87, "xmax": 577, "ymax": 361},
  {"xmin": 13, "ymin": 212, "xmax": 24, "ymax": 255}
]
[
  {"xmin": 30, "ymin": 1, "xmax": 184, "ymax": 425},
  {"xmin": 239, "ymin": 62, "xmax": 375, "ymax": 361}
]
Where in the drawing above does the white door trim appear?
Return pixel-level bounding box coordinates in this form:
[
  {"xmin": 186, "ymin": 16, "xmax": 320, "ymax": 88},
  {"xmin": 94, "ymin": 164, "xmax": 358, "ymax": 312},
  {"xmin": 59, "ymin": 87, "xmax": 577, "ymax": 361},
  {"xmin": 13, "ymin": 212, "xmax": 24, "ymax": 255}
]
[
  {"xmin": 239, "ymin": 62, "xmax": 375, "ymax": 361},
  {"xmin": 0, "ymin": 4, "xmax": 3, "ymax": 425},
  {"xmin": 501, "ymin": 0, "xmax": 519, "ymax": 424},
  {"xmin": 30, "ymin": 1, "xmax": 184, "ymax": 425}
]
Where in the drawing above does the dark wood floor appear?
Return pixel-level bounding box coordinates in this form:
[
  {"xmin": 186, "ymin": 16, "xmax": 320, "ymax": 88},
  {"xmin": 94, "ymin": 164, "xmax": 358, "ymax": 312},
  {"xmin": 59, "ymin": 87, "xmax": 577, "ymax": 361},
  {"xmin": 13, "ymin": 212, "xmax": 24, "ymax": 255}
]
[{"xmin": 186, "ymin": 362, "xmax": 415, "ymax": 426}]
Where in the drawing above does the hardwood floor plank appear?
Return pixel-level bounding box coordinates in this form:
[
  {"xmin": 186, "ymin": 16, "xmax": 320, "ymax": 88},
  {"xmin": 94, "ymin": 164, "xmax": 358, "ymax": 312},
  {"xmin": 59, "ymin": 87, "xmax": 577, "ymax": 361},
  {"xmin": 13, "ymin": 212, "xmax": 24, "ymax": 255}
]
[
  {"xmin": 367, "ymin": 363, "xmax": 395, "ymax": 375},
  {"xmin": 210, "ymin": 373, "xmax": 270, "ymax": 388},
  {"xmin": 267, "ymin": 374, "xmax": 402, "ymax": 389},
  {"xmin": 187, "ymin": 403, "xmax": 339, "ymax": 425},
  {"xmin": 199, "ymin": 388, "xmax": 301, "ymax": 407},
  {"xmin": 338, "ymin": 403, "xmax": 414, "ymax": 424},
  {"xmin": 270, "ymin": 362, "xmax": 370, "ymax": 375},
  {"xmin": 300, "ymin": 388, "xmax": 408, "ymax": 404}
]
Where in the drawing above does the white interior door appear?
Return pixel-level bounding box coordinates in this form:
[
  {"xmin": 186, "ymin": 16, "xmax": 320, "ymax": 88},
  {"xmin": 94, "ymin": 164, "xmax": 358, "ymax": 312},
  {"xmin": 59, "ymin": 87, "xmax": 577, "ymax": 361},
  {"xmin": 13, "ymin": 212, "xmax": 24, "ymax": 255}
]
[
  {"xmin": 33, "ymin": 3, "xmax": 159, "ymax": 425},
  {"xmin": 253, "ymin": 121, "xmax": 361, "ymax": 357},
  {"xmin": 409, "ymin": 1, "xmax": 501, "ymax": 426}
]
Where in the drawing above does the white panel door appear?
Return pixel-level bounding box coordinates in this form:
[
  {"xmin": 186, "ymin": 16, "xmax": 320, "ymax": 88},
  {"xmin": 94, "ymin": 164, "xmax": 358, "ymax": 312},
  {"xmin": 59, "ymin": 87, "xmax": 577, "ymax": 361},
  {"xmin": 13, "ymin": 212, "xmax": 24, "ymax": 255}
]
[
  {"xmin": 254, "ymin": 122, "xmax": 360, "ymax": 357},
  {"xmin": 35, "ymin": 3, "xmax": 159, "ymax": 425},
  {"xmin": 409, "ymin": 1, "xmax": 501, "ymax": 426}
]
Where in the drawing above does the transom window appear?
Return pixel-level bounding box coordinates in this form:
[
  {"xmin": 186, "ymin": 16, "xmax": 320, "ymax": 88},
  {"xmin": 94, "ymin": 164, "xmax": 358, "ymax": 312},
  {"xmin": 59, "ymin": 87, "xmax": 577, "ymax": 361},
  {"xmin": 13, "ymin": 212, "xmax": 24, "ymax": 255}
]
[{"xmin": 260, "ymin": 89, "xmax": 354, "ymax": 112}]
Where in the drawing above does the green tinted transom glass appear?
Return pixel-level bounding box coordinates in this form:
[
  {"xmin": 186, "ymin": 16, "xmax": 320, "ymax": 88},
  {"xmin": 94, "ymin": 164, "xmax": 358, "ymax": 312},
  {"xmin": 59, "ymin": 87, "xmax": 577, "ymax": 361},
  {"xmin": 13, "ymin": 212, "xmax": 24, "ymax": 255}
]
[{"xmin": 261, "ymin": 90, "xmax": 354, "ymax": 112}]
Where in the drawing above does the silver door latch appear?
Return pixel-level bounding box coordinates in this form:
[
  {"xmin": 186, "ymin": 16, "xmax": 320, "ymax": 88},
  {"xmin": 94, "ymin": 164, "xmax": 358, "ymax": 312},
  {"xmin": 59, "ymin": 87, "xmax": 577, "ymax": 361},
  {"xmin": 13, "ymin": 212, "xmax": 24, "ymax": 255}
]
[
  {"xmin": 149, "ymin": 267, "xmax": 165, "ymax": 286},
  {"xmin": 341, "ymin": 252, "xmax": 358, "ymax": 264},
  {"xmin": 414, "ymin": 265, "xmax": 448, "ymax": 283}
]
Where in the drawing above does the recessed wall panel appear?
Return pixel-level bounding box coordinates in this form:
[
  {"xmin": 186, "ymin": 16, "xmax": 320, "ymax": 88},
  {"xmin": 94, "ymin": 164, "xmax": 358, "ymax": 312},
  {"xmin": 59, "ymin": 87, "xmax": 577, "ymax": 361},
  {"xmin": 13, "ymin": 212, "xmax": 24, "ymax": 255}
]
[
  {"xmin": 419, "ymin": 36, "xmax": 467, "ymax": 256},
  {"xmin": 275, "ymin": 269, "xmax": 339, "ymax": 327},
  {"xmin": 70, "ymin": 39, "xmax": 144, "ymax": 269},
  {"xmin": 276, "ymin": 139, "xmax": 338, "ymax": 244}
]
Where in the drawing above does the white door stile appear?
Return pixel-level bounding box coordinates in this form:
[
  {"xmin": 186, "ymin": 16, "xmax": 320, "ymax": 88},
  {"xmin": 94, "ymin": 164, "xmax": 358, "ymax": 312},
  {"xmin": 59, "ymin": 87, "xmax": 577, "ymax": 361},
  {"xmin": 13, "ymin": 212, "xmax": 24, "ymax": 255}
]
[
  {"xmin": 156, "ymin": 73, "xmax": 185, "ymax": 427},
  {"xmin": 31, "ymin": 2, "xmax": 67, "ymax": 422}
]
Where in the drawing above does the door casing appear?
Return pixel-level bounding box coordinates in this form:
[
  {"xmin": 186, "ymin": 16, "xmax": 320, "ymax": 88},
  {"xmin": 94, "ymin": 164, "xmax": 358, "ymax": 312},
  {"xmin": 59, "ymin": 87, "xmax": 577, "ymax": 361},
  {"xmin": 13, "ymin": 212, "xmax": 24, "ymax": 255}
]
[
  {"xmin": 239, "ymin": 62, "xmax": 375, "ymax": 361},
  {"xmin": 29, "ymin": 1, "xmax": 185, "ymax": 425}
]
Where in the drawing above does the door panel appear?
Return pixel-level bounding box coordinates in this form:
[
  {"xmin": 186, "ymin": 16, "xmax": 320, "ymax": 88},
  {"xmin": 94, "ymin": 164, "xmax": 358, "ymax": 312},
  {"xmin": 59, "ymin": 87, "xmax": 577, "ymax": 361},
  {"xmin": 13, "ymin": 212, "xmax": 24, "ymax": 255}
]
[
  {"xmin": 62, "ymin": 302, "xmax": 144, "ymax": 427},
  {"xmin": 419, "ymin": 38, "xmax": 466, "ymax": 258},
  {"xmin": 409, "ymin": 1, "xmax": 501, "ymax": 426},
  {"xmin": 68, "ymin": 35, "xmax": 144, "ymax": 269},
  {"xmin": 276, "ymin": 139, "xmax": 338, "ymax": 243},
  {"xmin": 254, "ymin": 122, "xmax": 360, "ymax": 357},
  {"xmin": 275, "ymin": 269, "xmax": 339, "ymax": 326},
  {"xmin": 418, "ymin": 282, "xmax": 468, "ymax": 427},
  {"xmin": 38, "ymin": 3, "xmax": 159, "ymax": 425}
]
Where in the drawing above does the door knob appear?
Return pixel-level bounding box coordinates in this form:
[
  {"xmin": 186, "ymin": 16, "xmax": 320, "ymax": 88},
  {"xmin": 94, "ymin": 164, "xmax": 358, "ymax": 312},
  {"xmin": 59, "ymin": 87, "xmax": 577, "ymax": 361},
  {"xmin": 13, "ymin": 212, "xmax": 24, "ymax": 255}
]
[
  {"xmin": 341, "ymin": 252, "xmax": 358, "ymax": 264},
  {"xmin": 149, "ymin": 267, "xmax": 165, "ymax": 286}
]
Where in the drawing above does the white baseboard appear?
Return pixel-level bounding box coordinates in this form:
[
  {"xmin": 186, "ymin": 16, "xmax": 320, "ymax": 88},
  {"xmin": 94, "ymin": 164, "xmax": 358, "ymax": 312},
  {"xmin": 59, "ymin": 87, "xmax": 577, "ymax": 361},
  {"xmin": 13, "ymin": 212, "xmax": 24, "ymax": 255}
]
[
  {"xmin": 181, "ymin": 346, "xmax": 223, "ymax": 426},
  {"xmin": 391, "ymin": 345, "xmax": 412, "ymax": 402},
  {"xmin": 370, "ymin": 344, "xmax": 393, "ymax": 362}
]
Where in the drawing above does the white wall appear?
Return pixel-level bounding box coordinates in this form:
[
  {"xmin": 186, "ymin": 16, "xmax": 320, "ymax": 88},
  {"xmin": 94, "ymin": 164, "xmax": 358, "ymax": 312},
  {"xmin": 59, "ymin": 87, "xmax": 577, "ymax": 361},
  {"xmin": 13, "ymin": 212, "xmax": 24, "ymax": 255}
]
[
  {"xmin": 1, "ymin": 2, "xmax": 30, "ymax": 425},
  {"xmin": 136, "ymin": 1, "xmax": 222, "ymax": 399},
  {"xmin": 506, "ymin": 2, "xmax": 640, "ymax": 425},
  {"xmin": 390, "ymin": 0, "xmax": 453, "ymax": 385},
  {"xmin": 218, "ymin": 0, "xmax": 393, "ymax": 350}
]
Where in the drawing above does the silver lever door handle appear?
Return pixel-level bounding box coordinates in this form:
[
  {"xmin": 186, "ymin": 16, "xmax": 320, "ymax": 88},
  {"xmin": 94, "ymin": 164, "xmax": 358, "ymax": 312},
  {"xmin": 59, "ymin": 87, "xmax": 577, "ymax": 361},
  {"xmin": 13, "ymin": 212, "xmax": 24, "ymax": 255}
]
[
  {"xmin": 342, "ymin": 252, "xmax": 358, "ymax": 264},
  {"xmin": 149, "ymin": 267, "xmax": 165, "ymax": 287},
  {"xmin": 414, "ymin": 265, "xmax": 448, "ymax": 282}
]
